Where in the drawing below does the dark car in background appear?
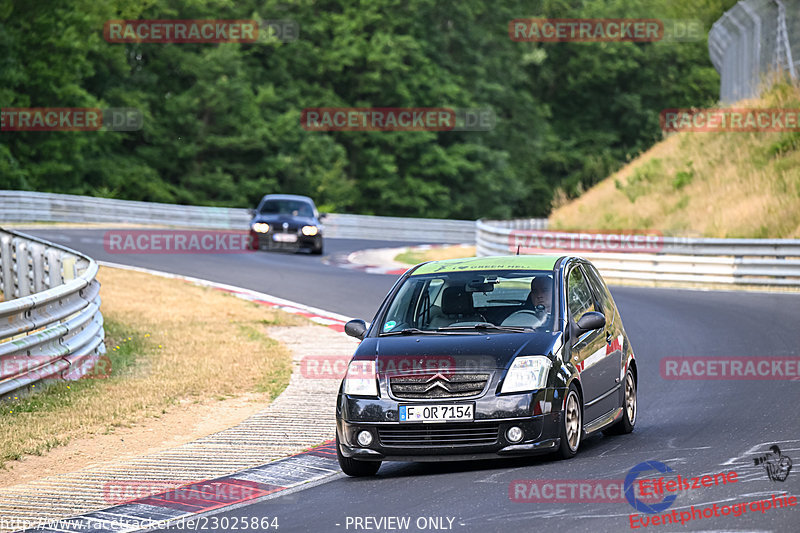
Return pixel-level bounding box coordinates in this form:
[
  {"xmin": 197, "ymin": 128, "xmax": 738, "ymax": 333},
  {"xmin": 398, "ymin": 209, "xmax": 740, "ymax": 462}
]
[
  {"xmin": 336, "ymin": 255, "xmax": 637, "ymax": 476},
  {"xmin": 249, "ymin": 194, "xmax": 325, "ymax": 254}
]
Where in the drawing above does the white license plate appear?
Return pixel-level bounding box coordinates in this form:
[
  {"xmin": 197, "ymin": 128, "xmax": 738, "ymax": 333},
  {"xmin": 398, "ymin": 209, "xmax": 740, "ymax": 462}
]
[
  {"xmin": 399, "ymin": 404, "xmax": 474, "ymax": 423},
  {"xmin": 273, "ymin": 233, "xmax": 298, "ymax": 243}
]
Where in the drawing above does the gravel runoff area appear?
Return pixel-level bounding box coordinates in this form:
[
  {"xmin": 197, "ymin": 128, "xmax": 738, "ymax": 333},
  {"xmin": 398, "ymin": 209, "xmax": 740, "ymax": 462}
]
[{"xmin": 0, "ymin": 326, "xmax": 358, "ymax": 532}]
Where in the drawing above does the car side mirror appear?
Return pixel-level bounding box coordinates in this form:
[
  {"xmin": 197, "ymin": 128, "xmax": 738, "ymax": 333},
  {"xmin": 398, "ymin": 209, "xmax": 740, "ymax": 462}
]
[
  {"xmin": 247, "ymin": 208, "xmax": 256, "ymax": 217},
  {"xmin": 576, "ymin": 311, "xmax": 606, "ymax": 332},
  {"xmin": 318, "ymin": 212, "xmax": 328, "ymax": 220},
  {"xmin": 344, "ymin": 319, "xmax": 367, "ymax": 340}
]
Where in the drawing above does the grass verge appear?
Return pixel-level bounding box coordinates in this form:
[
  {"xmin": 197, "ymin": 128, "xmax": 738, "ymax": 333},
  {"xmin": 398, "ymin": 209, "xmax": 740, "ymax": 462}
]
[
  {"xmin": 549, "ymin": 82, "xmax": 800, "ymax": 238},
  {"xmin": 395, "ymin": 245, "xmax": 476, "ymax": 265},
  {"xmin": 0, "ymin": 266, "xmax": 304, "ymax": 468}
]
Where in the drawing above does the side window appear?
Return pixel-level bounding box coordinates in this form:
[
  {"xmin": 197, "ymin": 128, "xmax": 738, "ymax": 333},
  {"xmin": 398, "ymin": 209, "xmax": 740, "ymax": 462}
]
[
  {"xmin": 383, "ymin": 279, "xmax": 422, "ymax": 330},
  {"xmin": 582, "ymin": 263, "xmax": 613, "ymax": 316},
  {"xmin": 567, "ymin": 267, "xmax": 595, "ymax": 320}
]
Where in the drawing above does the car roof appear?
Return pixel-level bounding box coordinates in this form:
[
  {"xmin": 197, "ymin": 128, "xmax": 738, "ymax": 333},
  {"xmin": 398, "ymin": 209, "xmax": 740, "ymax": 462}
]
[
  {"xmin": 259, "ymin": 194, "xmax": 315, "ymax": 204},
  {"xmin": 410, "ymin": 255, "xmax": 563, "ymax": 276}
]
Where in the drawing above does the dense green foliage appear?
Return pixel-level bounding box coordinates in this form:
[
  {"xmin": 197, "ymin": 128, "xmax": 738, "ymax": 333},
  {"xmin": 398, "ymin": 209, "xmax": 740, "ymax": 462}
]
[{"xmin": 1, "ymin": 0, "xmax": 737, "ymax": 218}]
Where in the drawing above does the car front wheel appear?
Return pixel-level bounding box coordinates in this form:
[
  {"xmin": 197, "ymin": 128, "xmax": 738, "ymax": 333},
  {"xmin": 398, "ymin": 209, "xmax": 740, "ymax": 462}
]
[
  {"xmin": 557, "ymin": 385, "xmax": 582, "ymax": 459},
  {"xmin": 336, "ymin": 433, "xmax": 381, "ymax": 477}
]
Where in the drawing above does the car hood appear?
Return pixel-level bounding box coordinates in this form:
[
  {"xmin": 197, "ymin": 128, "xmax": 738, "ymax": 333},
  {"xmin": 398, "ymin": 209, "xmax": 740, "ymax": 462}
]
[
  {"xmin": 353, "ymin": 332, "xmax": 562, "ymax": 373},
  {"xmin": 251, "ymin": 214, "xmax": 318, "ymax": 226}
]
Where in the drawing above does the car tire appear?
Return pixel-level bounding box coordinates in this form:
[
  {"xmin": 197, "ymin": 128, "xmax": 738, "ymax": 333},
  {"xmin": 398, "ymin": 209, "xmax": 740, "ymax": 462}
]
[
  {"xmin": 557, "ymin": 384, "xmax": 582, "ymax": 459},
  {"xmin": 310, "ymin": 241, "xmax": 324, "ymax": 255},
  {"xmin": 336, "ymin": 433, "xmax": 381, "ymax": 477},
  {"xmin": 603, "ymin": 369, "xmax": 636, "ymax": 436}
]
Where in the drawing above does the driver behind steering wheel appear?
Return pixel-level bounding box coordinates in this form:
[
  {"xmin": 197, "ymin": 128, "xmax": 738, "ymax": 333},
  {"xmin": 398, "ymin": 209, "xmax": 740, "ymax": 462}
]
[
  {"xmin": 501, "ymin": 276, "xmax": 553, "ymax": 328},
  {"xmin": 529, "ymin": 276, "xmax": 552, "ymax": 316}
]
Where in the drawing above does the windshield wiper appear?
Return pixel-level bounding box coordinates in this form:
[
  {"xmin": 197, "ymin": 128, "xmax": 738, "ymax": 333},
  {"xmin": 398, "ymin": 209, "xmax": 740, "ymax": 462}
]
[
  {"xmin": 381, "ymin": 328, "xmax": 444, "ymax": 336},
  {"xmin": 436, "ymin": 323, "xmax": 531, "ymax": 333}
]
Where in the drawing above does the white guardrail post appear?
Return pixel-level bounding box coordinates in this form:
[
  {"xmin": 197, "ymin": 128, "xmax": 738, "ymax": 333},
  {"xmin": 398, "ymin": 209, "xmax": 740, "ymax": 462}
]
[
  {"xmin": 0, "ymin": 228, "xmax": 105, "ymax": 400},
  {"xmin": 477, "ymin": 219, "xmax": 800, "ymax": 287}
]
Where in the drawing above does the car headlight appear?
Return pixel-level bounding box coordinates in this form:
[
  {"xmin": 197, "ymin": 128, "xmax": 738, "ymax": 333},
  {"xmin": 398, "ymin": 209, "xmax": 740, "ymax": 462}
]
[
  {"xmin": 500, "ymin": 356, "xmax": 551, "ymax": 394},
  {"xmin": 252, "ymin": 223, "xmax": 270, "ymax": 233},
  {"xmin": 302, "ymin": 225, "xmax": 319, "ymax": 236},
  {"xmin": 343, "ymin": 360, "xmax": 378, "ymax": 396}
]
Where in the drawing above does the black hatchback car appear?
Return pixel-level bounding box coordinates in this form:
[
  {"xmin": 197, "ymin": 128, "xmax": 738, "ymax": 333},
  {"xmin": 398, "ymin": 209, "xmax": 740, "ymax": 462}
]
[
  {"xmin": 249, "ymin": 194, "xmax": 325, "ymax": 254},
  {"xmin": 336, "ymin": 255, "xmax": 637, "ymax": 476}
]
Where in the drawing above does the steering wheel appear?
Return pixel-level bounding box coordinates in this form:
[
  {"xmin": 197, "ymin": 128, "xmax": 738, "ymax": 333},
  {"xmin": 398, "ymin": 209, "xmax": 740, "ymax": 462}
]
[{"xmin": 501, "ymin": 309, "xmax": 547, "ymax": 328}]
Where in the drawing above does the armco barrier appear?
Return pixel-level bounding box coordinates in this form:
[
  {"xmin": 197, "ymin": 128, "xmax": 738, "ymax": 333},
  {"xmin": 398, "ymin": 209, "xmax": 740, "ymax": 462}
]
[
  {"xmin": 0, "ymin": 228, "xmax": 105, "ymax": 400},
  {"xmin": 478, "ymin": 219, "xmax": 800, "ymax": 287},
  {"xmin": 0, "ymin": 190, "xmax": 476, "ymax": 244},
  {"xmin": 4, "ymin": 191, "xmax": 798, "ymax": 287}
]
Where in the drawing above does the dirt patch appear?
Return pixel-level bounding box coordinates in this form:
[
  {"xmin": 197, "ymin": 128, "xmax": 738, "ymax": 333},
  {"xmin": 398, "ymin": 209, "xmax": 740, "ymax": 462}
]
[
  {"xmin": 0, "ymin": 392, "xmax": 268, "ymax": 487},
  {"xmin": 0, "ymin": 265, "xmax": 304, "ymax": 474}
]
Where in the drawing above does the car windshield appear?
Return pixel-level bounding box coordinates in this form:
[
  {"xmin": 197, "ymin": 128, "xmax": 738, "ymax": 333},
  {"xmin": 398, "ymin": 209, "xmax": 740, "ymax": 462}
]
[
  {"xmin": 380, "ymin": 270, "xmax": 555, "ymax": 334},
  {"xmin": 259, "ymin": 199, "xmax": 314, "ymax": 217}
]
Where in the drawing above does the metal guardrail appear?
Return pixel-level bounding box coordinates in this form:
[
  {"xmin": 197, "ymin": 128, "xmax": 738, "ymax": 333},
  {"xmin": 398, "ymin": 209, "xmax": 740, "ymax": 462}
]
[
  {"xmin": 478, "ymin": 219, "xmax": 800, "ymax": 287},
  {"xmin": 4, "ymin": 190, "xmax": 798, "ymax": 287},
  {"xmin": 709, "ymin": 0, "xmax": 799, "ymax": 102},
  {"xmin": 0, "ymin": 190, "xmax": 476, "ymax": 244},
  {"xmin": 0, "ymin": 228, "xmax": 105, "ymax": 400}
]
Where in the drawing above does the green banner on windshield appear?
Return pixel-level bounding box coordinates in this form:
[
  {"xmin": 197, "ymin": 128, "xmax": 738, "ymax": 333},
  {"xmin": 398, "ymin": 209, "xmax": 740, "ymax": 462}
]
[{"xmin": 411, "ymin": 256, "xmax": 560, "ymax": 275}]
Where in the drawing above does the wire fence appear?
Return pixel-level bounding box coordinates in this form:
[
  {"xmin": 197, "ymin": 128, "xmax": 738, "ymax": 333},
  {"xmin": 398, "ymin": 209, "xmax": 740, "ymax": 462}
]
[{"xmin": 709, "ymin": 0, "xmax": 799, "ymax": 102}]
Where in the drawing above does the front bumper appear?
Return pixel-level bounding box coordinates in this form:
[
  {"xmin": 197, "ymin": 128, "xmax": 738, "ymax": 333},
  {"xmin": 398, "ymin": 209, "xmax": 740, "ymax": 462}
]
[
  {"xmin": 336, "ymin": 387, "xmax": 565, "ymax": 461},
  {"xmin": 251, "ymin": 231, "xmax": 321, "ymax": 251}
]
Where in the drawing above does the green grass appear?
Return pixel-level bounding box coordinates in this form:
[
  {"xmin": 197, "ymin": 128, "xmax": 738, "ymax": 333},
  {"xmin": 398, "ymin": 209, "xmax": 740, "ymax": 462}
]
[
  {"xmin": 551, "ymin": 82, "xmax": 800, "ymax": 238},
  {"xmin": 0, "ymin": 318, "xmax": 149, "ymax": 465}
]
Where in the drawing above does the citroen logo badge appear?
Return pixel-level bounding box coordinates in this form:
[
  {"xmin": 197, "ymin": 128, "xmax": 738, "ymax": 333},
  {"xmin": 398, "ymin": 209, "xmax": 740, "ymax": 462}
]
[{"xmin": 425, "ymin": 373, "xmax": 451, "ymax": 383}]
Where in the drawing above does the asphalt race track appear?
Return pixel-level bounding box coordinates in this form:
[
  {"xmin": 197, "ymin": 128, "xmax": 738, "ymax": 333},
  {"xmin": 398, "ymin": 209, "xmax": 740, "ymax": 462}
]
[
  {"xmin": 25, "ymin": 228, "xmax": 411, "ymax": 319},
  {"xmin": 23, "ymin": 228, "xmax": 800, "ymax": 532}
]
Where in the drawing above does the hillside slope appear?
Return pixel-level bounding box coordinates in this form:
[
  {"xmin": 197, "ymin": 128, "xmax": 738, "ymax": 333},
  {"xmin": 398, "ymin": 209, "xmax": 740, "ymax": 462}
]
[{"xmin": 549, "ymin": 83, "xmax": 800, "ymax": 238}]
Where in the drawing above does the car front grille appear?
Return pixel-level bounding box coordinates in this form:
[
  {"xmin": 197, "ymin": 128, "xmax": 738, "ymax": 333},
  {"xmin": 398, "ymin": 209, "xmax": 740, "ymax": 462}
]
[
  {"xmin": 378, "ymin": 423, "xmax": 500, "ymax": 447},
  {"xmin": 389, "ymin": 373, "xmax": 490, "ymax": 400}
]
